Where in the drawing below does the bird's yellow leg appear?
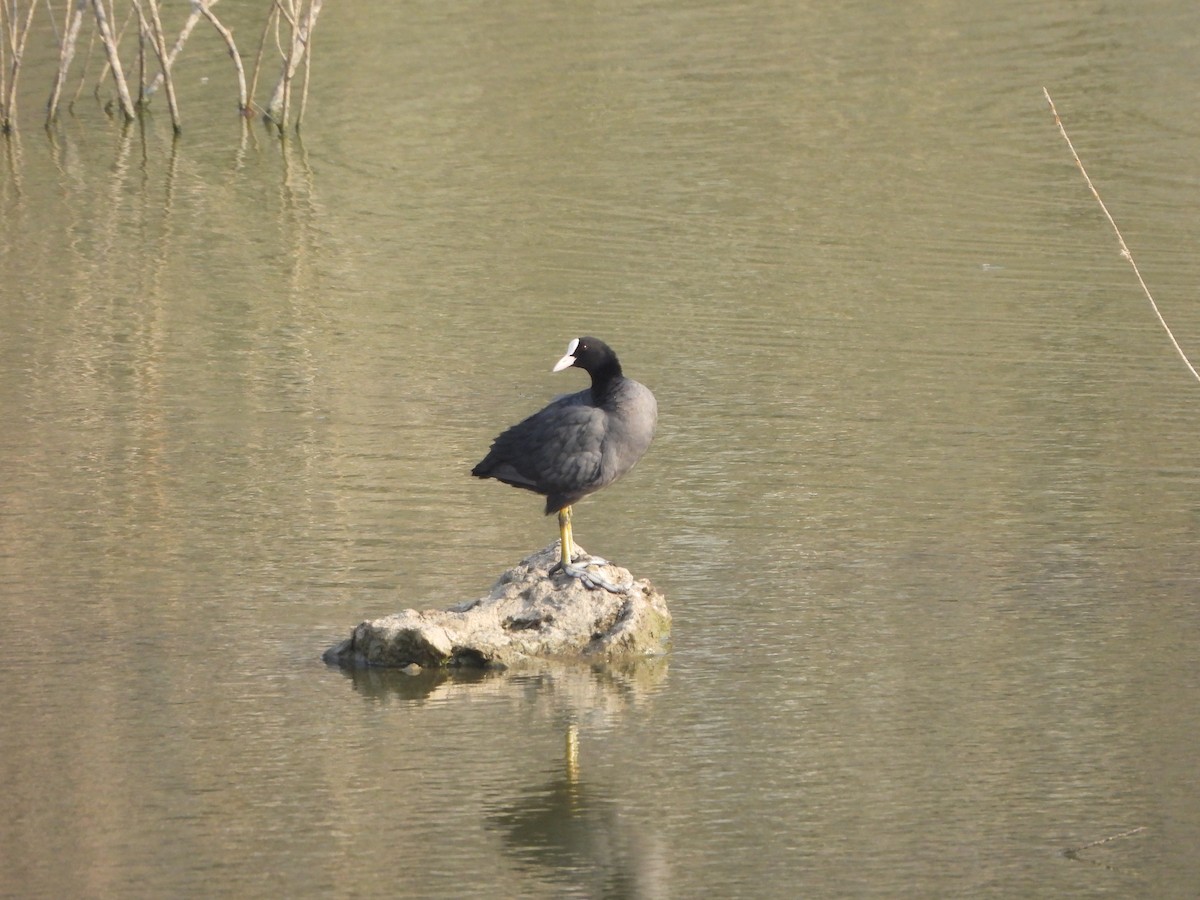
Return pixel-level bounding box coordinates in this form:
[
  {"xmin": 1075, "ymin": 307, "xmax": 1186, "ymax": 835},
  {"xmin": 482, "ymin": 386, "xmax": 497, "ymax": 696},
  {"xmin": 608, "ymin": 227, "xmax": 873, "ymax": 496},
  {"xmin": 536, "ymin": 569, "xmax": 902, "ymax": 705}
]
[
  {"xmin": 553, "ymin": 504, "xmax": 627, "ymax": 593},
  {"xmin": 558, "ymin": 505, "xmax": 574, "ymax": 565}
]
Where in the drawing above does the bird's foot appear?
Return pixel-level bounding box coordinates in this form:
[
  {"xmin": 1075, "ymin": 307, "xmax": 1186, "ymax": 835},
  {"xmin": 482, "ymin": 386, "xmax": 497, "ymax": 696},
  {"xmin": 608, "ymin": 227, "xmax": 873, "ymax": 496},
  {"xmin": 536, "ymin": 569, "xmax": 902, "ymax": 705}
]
[{"xmin": 551, "ymin": 557, "xmax": 631, "ymax": 594}]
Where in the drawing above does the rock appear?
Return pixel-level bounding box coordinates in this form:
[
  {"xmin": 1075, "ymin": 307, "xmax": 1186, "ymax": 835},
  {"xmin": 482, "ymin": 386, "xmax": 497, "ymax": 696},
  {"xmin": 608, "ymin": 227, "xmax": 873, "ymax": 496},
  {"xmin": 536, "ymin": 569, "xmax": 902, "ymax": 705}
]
[{"xmin": 322, "ymin": 543, "xmax": 671, "ymax": 670}]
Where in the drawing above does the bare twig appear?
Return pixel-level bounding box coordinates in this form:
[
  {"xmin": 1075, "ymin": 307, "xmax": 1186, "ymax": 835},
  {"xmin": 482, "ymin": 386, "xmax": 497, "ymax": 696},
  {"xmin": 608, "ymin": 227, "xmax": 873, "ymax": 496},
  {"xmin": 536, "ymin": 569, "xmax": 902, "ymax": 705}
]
[
  {"xmin": 146, "ymin": 2, "xmax": 204, "ymax": 97},
  {"xmin": 21, "ymin": 0, "xmax": 321, "ymax": 131},
  {"xmin": 69, "ymin": 16, "xmax": 98, "ymax": 111},
  {"xmin": 2, "ymin": 0, "xmax": 41, "ymax": 133},
  {"xmin": 146, "ymin": 0, "xmax": 181, "ymax": 131},
  {"xmin": 92, "ymin": 0, "xmax": 137, "ymax": 121},
  {"xmin": 47, "ymin": 0, "xmax": 89, "ymax": 124},
  {"xmin": 296, "ymin": 0, "xmax": 320, "ymax": 128},
  {"xmin": 135, "ymin": 0, "xmax": 146, "ymax": 102},
  {"xmin": 1067, "ymin": 825, "xmax": 1146, "ymax": 856},
  {"xmin": 130, "ymin": 0, "xmax": 180, "ymax": 131},
  {"xmin": 246, "ymin": 1, "xmax": 278, "ymax": 118},
  {"xmin": 1043, "ymin": 87, "xmax": 1200, "ymax": 384},
  {"xmin": 1063, "ymin": 825, "xmax": 1146, "ymax": 873},
  {"xmin": 196, "ymin": 1, "xmax": 248, "ymax": 115},
  {"xmin": 266, "ymin": 0, "xmax": 295, "ymax": 128},
  {"xmin": 264, "ymin": 0, "xmax": 321, "ymax": 130},
  {"xmin": 0, "ymin": 3, "xmax": 11, "ymax": 130}
]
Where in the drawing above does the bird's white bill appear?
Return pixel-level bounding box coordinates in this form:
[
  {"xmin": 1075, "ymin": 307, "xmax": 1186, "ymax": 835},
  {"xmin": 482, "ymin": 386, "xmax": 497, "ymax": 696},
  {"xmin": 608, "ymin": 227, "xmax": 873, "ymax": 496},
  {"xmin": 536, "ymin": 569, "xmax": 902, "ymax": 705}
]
[{"xmin": 552, "ymin": 338, "xmax": 579, "ymax": 372}]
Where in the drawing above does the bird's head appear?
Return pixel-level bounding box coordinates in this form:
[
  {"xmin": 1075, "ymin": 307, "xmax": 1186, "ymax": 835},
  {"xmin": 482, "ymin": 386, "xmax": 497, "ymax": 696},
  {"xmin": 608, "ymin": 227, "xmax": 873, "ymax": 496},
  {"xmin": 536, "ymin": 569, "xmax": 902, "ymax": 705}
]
[{"xmin": 552, "ymin": 336, "xmax": 620, "ymax": 377}]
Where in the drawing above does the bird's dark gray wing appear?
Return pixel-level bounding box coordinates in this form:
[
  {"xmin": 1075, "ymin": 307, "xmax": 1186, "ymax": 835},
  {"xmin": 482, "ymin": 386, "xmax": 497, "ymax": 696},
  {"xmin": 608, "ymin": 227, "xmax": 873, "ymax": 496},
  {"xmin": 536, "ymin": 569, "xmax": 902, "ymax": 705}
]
[{"xmin": 473, "ymin": 391, "xmax": 608, "ymax": 508}]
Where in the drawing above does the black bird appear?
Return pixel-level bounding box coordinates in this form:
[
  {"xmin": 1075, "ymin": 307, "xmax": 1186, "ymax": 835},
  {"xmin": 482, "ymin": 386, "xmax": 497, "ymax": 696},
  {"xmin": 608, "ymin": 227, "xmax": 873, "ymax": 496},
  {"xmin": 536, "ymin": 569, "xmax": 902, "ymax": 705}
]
[{"xmin": 472, "ymin": 337, "xmax": 657, "ymax": 592}]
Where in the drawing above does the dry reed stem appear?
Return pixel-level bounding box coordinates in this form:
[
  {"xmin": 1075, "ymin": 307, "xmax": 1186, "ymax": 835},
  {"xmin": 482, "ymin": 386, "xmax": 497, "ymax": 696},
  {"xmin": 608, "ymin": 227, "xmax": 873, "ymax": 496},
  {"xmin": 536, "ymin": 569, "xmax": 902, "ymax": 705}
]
[
  {"xmin": 146, "ymin": 2, "xmax": 204, "ymax": 97},
  {"xmin": 146, "ymin": 0, "xmax": 180, "ymax": 131},
  {"xmin": 268, "ymin": 0, "xmax": 295, "ymax": 127},
  {"xmin": 12, "ymin": 0, "xmax": 315, "ymax": 132},
  {"xmin": 47, "ymin": 0, "xmax": 88, "ymax": 124},
  {"xmin": 246, "ymin": 3, "xmax": 278, "ymax": 119},
  {"xmin": 94, "ymin": 5, "xmax": 135, "ymax": 106},
  {"xmin": 195, "ymin": 1, "xmax": 248, "ymax": 115},
  {"xmin": 134, "ymin": 1, "xmax": 146, "ymax": 100},
  {"xmin": 69, "ymin": 19, "xmax": 98, "ymax": 111},
  {"xmin": 130, "ymin": 0, "xmax": 180, "ymax": 132},
  {"xmin": 1, "ymin": 3, "xmax": 12, "ymax": 130},
  {"xmin": 2, "ymin": 0, "xmax": 40, "ymax": 132},
  {"xmin": 263, "ymin": 0, "xmax": 321, "ymax": 131},
  {"xmin": 1063, "ymin": 824, "xmax": 1146, "ymax": 873},
  {"xmin": 296, "ymin": 0, "xmax": 321, "ymax": 128},
  {"xmin": 92, "ymin": 0, "xmax": 136, "ymax": 120},
  {"xmin": 1069, "ymin": 825, "xmax": 1146, "ymax": 855},
  {"xmin": 1043, "ymin": 87, "xmax": 1200, "ymax": 384}
]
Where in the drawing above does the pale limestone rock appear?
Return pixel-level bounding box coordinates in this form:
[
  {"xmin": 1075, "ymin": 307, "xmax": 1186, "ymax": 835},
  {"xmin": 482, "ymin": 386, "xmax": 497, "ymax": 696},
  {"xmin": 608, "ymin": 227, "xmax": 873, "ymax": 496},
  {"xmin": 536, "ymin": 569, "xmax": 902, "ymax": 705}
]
[{"xmin": 323, "ymin": 543, "xmax": 670, "ymax": 669}]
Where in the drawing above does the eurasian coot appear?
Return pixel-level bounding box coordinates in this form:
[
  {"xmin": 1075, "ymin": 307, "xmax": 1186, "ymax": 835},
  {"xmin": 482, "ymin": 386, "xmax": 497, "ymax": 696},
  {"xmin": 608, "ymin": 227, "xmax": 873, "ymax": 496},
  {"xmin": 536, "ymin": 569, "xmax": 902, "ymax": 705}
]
[{"xmin": 472, "ymin": 337, "xmax": 657, "ymax": 592}]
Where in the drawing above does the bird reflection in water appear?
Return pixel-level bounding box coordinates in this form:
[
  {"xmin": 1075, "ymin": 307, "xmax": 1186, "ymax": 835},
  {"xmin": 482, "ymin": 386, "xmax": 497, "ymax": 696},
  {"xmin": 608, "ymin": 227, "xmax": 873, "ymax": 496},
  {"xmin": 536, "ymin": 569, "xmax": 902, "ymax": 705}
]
[{"xmin": 487, "ymin": 723, "xmax": 669, "ymax": 897}]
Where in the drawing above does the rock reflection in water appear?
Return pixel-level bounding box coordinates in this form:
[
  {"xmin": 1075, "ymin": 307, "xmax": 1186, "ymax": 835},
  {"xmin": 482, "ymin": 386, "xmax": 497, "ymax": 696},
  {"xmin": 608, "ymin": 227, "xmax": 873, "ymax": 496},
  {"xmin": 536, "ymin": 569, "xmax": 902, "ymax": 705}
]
[{"xmin": 332, "ymin": 656, "xmax": 672, "ymax": 895}]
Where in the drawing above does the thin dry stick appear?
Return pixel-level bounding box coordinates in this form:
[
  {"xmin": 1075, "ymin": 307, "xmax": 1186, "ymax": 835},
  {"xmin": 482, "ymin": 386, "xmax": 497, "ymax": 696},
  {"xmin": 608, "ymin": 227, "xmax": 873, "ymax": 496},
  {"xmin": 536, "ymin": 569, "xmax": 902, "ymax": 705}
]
[
  {"xmin": 295, "ymin": 0, "xmax": 321, "ymax": 129},
  {"xmin": 265, "ymin": 0, "xmax": 321, "ymax": 130},
  {"xmin": 137, "ymin": 0, "xmax": 181, "ymax": 132},
  {"xmin": 2, "ymin": 0, "xmax": 41, "ymax": 133},
  {"xmin": 68, "ymin": 20, "xmax": 97, "ymax": 110},
  {"xmin": 268, "ymin": 0, "xmax": 298, "ymax": 128},
  {"xmin": 92, "ymin": 0, "xmax": 136, "ymax": 120},
  {"xmin": 47, "ymin": 0, "xmax": 88, "ymax": 123},
  {"xmin": 1064, "ymin": 825, "xmax": 1146, "ymax": 860},
  {"xmin": 99, "ymin": 3, "xmax": 135, "ymax": 98},
  {"xmin": 44, "ymin": 0, "xmax": 63, "ymax": 46},
  {"xmin": 145, "ymin": 0, "xmax": 247, "ymax": 117},
  {"xmin": 0, "ymin": 3, "xmax": 11, "ymax": 129},
  {"xmin": 195, "ymin": 1, "xmax": 248, "ymax": 116},
  {"xmin": 1044, "ymin": 87, "xmax": 1200, "ymax": 384},
  {"xmin": 134, "ymin": 0, "xmax": 146, "ymax": 102},
  {"xmin": 146, "ymin": 2, "xmax": 204, "ymax": 97},
  {"xmin": 246, "ymin": 3, "xmax": 278, "ymax": 118}
]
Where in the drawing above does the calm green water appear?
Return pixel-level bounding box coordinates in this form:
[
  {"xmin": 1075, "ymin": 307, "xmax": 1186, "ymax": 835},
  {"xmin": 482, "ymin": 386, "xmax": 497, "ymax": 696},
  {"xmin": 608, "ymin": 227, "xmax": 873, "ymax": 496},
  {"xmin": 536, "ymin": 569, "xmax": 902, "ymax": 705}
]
[{"xmin": 4, "ymin": 1, "xmax": 1200, "ymax": 896}]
